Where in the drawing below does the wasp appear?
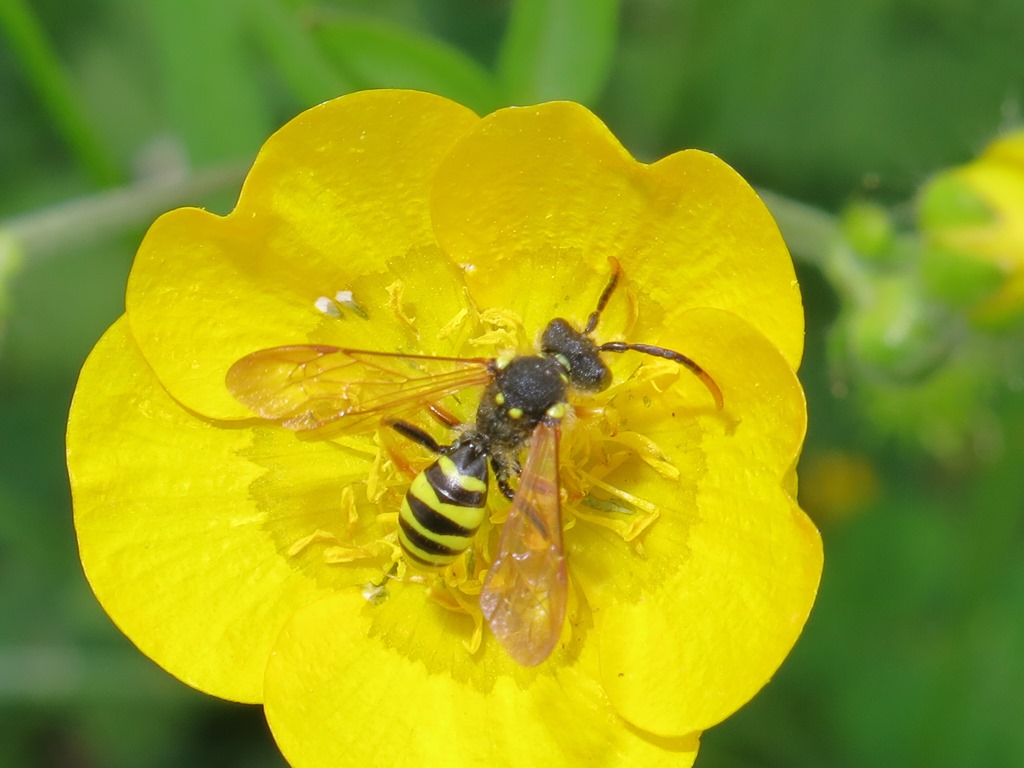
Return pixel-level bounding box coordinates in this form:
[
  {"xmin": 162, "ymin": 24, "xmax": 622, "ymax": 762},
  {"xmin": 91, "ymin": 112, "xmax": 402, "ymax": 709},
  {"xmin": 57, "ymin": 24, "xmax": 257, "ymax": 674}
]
[{"xmin": 226, "ymin": 259, "xmax": 722, "ymax": 666}]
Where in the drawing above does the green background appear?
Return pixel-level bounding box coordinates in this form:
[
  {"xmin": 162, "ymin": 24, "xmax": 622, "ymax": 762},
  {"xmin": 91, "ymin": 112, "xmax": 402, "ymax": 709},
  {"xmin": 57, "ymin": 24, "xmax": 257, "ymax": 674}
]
[{"xmin": 2, "ymin": 1, "xmax": 1024, "ymax": 766}]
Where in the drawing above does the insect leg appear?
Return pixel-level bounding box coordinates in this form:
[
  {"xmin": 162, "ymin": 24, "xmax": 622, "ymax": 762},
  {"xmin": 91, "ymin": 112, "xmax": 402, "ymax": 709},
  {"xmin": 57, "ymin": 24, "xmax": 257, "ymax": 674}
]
[
  {"xmin": 363, "ymin": 561, "xmax": 398, "ymax": 605},
  {"xmin": 491, "ymin": 456, "xmax": 517, "ymax": 501},
  {"xmin": 426, "ymin": 403, "xmax": 462, "ymax": 429},
  {"xmin": 374, "ymin": 560, "xmax": 399, "ymax": 587},
  {"xmin": 389, "ymin": 420, "xmax": 444, "ymax": 453}
]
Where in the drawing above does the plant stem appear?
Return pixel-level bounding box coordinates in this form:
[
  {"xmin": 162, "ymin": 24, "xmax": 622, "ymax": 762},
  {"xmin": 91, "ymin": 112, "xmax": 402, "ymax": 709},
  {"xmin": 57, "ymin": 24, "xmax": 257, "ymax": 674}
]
[
  {"xmin": 757, "ymin": 188, "xmax": 840, "ymax": 270},
  {"xmin": 0, "ymin": 645, "xmax": 186, "ymax": 702},
  {"xmin": 0, "ymin": 164, "xmax": 247, "ymax": 263}
]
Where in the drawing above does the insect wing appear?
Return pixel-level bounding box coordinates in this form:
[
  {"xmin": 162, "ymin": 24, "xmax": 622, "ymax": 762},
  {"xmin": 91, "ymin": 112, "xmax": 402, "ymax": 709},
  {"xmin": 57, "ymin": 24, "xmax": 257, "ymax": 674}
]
[
  {"xmin": 480, "ymin": 421, "xmax": 567, "ymax": 666},
  {"xmin": 226, "ymin": 345, "xmax": 492, "ymax": 433}
]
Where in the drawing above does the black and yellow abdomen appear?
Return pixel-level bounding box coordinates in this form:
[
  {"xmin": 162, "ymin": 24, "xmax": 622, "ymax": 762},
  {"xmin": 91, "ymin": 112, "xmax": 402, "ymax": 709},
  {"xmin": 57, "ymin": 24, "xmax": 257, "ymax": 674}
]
[{"xmin": 398, "ymin": 440, "xmax": 489, "ymax": 568}]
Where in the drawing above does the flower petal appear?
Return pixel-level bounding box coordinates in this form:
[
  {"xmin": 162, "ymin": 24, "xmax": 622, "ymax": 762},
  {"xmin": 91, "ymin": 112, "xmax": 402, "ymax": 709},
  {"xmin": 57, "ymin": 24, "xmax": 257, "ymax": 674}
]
[
  {"xmin": 430, "ymin": 102, "xmax": 802, "ymax": 366},
  {"xmin": 126, "ymin": 90, "xmax": 480, "ymax": 419},
  {"xmin": 592, "ymin": 308, "xmax": 821, "ymax": 736},
  {"xmin": 68, "ymin": 318, "xmax": 381, "ymax": 702},
  {"xmin": 264, "ymin": 587, "xmax": 700, "ymax": 768}
]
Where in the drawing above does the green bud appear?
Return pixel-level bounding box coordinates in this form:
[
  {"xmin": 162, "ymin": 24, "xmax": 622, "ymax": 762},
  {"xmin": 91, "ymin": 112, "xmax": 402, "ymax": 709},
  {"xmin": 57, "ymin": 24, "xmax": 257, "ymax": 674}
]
[
  {"xmin": 920, "ymin": 242, "xmax": 1006, "ymax": 308},
  {"xmin": 918, "ymin": 173, "xmax": 996, "ymax": 231},
  {"xmin": 845, "ymin": 277, "xmax": 951, "ymax": 382},
  {"xmin": 916, "ymin": 134, "xmax": 1024, "ymax": 326},
  {"xmin": 841, "ymin": 200, "xmax": 896, "ymax": 264}
]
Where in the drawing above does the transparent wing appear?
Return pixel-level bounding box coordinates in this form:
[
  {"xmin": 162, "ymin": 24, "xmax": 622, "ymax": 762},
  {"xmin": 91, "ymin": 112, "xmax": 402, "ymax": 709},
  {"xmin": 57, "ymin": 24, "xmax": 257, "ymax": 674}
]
[
  {"xmin": 480, "ymin": 421, "xmax": 567, "ymax": 666},
  {"xmin": 226, "ymin": 345, "xmax": 492, "ymax": 434}
]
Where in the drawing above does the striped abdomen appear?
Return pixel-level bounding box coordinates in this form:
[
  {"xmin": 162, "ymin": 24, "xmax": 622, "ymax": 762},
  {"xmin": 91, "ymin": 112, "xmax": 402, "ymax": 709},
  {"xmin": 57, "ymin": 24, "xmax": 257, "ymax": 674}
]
[{"xmin": 398, "ymin": 440, "xmax": 489, "ymax": 568}]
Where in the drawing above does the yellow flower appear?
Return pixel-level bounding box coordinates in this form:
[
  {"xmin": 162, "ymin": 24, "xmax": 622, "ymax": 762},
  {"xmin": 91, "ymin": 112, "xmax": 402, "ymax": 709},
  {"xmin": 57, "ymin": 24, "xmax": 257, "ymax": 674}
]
[
  {"xmin": 919, "ymin": 130, "xmax": 1024, "ymax": 325},
  {"xmin": 67, "ymin": 90, "xmax": 821, "ymax": 767}
]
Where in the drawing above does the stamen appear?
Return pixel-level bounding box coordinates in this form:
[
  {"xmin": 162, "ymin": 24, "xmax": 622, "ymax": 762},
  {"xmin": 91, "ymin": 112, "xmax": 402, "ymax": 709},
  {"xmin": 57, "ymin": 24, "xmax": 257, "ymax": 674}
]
[
  {"xmin": 449, "ymin": 588, "xmax": 485, "ymax": 654},
  {"xmin": 322, "ymin": 542, "xmax": 389, "ymax": 563},
  {"xmin": 577, "ymin": 471, "xmax": 659, "ymax": 516},
  {"xmin": 437, "ymin": 308, "xmax": 469, "ymax": 341},
  {"xmin": 287, "ymin": 529, "xmax": 341, "ymax": 557},
  {"xmin": 287, "ymin": 527, "xmax": 393, "ymax": 565},
  {"xmin": 328, "ymin": 435, "xmax": 379, "ymax": 457},
  {"xmin": 581, "ymin": 496, "xmax": 635, "ymax": 515},
  {"xmin": 571, "ymin": 482, "xmax": 661, "ymax": 542},
  {"xmin": 603, "ymin": 432, "xmax": 680, "ymax": 480},
  {"xmin": 385, "ymin": 279, "xmax": 418, "ymax": 332},
  {"xmin": 468, "ymin": 308, "xmax": 523, "ymax": 350},
  {"xmin": 365, "ymin": 441, "xmax": 385, "ymax": 503},
  {"xmin": 340, "ymin": 486, "xmax": 359, "ymax": 531},
  {"xmin": 426, "ymin": 577, "xmax": 485, "ymax": 654}
]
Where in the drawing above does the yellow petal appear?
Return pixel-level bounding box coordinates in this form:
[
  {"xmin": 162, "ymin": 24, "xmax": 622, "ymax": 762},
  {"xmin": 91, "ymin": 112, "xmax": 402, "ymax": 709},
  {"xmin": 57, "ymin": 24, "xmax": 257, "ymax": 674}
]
[
  {"xmin": 592, "ymin": 308, "xmax": 821, "ymax": 736},
  {"xmin": 126, "ymin": 90, "xmax": 480, "ymax": 419},
  {"xmin": 265, "ymin": 588, "xmax": 700, "ymax": 768},
  {"xmin": 68, "ymin": 317, "xmax": 383, "ymax": 702},
  {"xmin": 430, "ymin": 101, "xmax": 802, "ymax": 366}
]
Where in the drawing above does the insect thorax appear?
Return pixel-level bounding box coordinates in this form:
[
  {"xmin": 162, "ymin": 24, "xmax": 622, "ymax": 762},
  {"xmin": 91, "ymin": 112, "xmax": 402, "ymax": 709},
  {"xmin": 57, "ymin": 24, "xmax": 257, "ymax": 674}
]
[{"xmin": 475, "ymin": 355, "xmax": 567, "ymax": 453}]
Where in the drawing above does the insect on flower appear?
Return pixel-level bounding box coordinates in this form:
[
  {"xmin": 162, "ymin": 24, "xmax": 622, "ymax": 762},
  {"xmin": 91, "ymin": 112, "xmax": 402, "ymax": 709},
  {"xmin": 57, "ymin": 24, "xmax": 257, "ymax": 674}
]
[{"xmin": 225, "ymin": 258, "xmax": 723, "ymax": 666}]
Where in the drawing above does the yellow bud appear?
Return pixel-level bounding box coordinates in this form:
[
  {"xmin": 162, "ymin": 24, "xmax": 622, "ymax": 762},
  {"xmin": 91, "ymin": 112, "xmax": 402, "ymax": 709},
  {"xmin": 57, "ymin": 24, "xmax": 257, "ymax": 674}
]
[{"xmin": 917, "ymin": 130, "xmax": 1024, "ymax": 326}]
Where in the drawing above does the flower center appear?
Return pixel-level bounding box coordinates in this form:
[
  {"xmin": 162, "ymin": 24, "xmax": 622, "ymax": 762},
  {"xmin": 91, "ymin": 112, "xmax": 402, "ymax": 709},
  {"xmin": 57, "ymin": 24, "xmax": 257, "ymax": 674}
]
[{"xmin": 247, "ymin": 264, "xmax": 704, "ymax": 672}]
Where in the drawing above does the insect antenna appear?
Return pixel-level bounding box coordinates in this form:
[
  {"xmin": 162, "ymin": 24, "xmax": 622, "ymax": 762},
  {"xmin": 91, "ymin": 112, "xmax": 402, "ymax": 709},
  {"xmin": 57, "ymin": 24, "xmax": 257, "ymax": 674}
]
[
  {"xmin": 583, "ymin": 256, "xmax": 624, "ymax": 335},
  {"xmin": 598, "ymin": 341, "xmax": 724, "ymax": 410}
]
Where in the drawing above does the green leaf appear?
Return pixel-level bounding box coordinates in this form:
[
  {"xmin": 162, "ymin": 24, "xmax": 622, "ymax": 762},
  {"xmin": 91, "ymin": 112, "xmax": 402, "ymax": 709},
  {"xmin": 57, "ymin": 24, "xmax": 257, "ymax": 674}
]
[
  {"xmin": 312, "ymin": 18, "xmax": 502, "ymax": 115},
  {"xmin": 0, "ymin": 0, "xmax": 121, "ymax": 185},
  {"xmin": 497, "ymin": 0, "xmax": 620, "ymax": 105},
  {"xmin": 247, "ymin": 0, "xmax": 357, "ymax": 106}
]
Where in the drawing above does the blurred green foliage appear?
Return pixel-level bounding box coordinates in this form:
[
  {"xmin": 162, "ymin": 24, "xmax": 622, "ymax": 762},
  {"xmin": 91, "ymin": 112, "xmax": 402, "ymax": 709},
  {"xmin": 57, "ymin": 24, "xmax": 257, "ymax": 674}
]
[{"xmin": 2, "ymin": 1, "xmax": 1024, "ymax": 766}]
